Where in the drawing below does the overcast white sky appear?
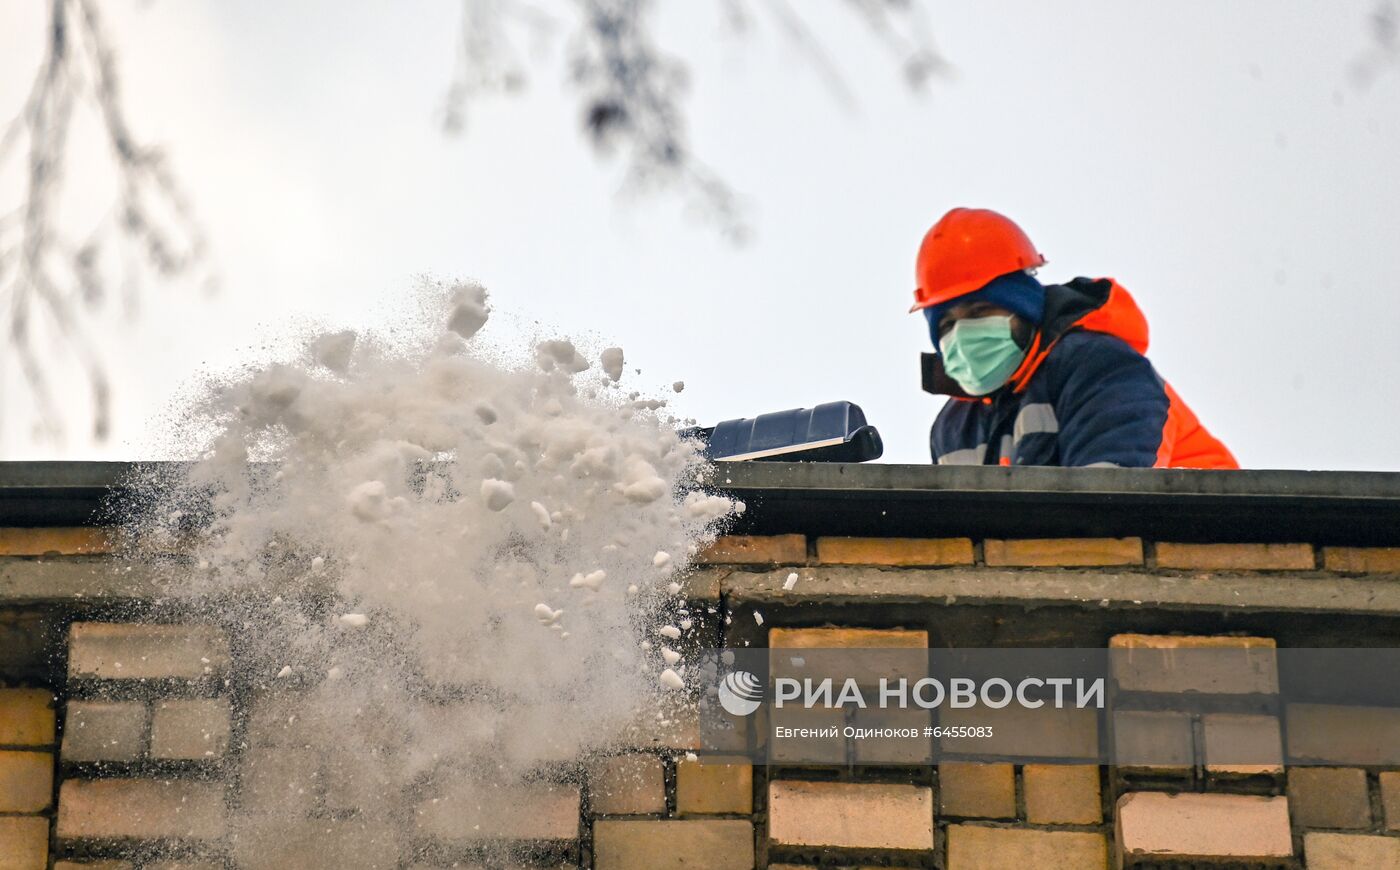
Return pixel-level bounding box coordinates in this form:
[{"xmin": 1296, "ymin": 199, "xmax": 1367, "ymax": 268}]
[{"xmin": 3, "ymin": 1, "xmax": 1399, "ymax": 469}]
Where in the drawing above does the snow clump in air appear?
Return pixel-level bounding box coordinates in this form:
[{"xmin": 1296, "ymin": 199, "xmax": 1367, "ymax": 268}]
[
  {"xmin": 123, "ymin": 280, "xmax": 737, "ymax": 867},
  {"xmin": 601, "ymin": 347, "xmax": 626, "ymax": 382}
]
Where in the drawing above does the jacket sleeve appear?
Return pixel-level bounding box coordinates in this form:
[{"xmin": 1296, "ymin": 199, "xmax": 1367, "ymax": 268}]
[
  {"xmin": 929, "ymin": 399, "xmax": 983, "ymax": 464},
  {"xmin": 1044, "ymin": 332, "xmax": 1171, "ymax": 468}
]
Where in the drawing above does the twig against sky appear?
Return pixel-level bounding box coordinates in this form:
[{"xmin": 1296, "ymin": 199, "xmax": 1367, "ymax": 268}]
[
  {"xmin": 0, "ymin": 0, "xmax": 207, "ymax": 444},
  {"xmin": 1352, "ymin": 0, "xmax": 1399, "ymax": 87},
  {"xmin": 441, "ymin": 0, "xmax": 948, "ymax": 242}
]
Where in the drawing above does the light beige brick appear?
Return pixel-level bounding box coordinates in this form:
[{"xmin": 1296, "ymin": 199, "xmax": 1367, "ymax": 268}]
[
  {"xmin": 616, "ymin": 698, "xmax": 702, "ymax": 751},
  {"xmin": 676, "ymin": 759, "xmax": 751, "ymax": 815},
  {"xmin": 0, "ymin": 749, "xmax": 52, "ymax": 812},
  {"xmin": 1110, "ymin": 633, "xmax": 1278, "ymax": 651},
  {"xmin": 1112, "ymin": 710, "xmax": 1193, "ymax": 772},
  {"xmin": 589, "ymin": 754, "xmax": 666, "ymax": 816},
  {"xmin": 245, "ymin": 693, "xmax": 320, "ymax": 748},
  {"xmin": 1109, "ymin": 634, "xmax": 1278, "ymax": 695},
  {"xmin": 947, "ymin": 825, "xmax": 1109, "ymax": 869},
  {"xmin": 1323, "ymin": 546, "xmax": 1400, "ymax": 573},
  {"xmin": 593, "ymin": 819, "xmax": 753, "ymax": 870},
  {"xmin": 68, "ymin": 622, "xmax": 230, "ymax": 681},
  {"xmin": 768, "ymin": 780, "xmax": 933, "ymax": 851},
  {"xmin": 695, "ymin": 534, "xmax": 806, "ymax": 565},
  {"xmin": 0, "ymin": 688, "xmax": 56, "ymax": 746},
  {"xmin": 1288, "ymin": 767, "xmax": 1371, "ymax": 830},
  {"xmin": 1116, "ymin": 792, "xmax": 1292, "ymax": 863},
  {"xmin": 769, "ymin": 705, "xmax": 845, "ymax": 765},
  {"xmin": 149, "ymin": 697, "xmax": 231, "ymax": 760},
  {"xmin": 1382, "ymin": 771, "xmax": 1400, "ymax": 831},
  {"xmin": 984, "ymin": 537, "xmax": 1142, "ymax": 567},
  {"xmin": 766, "ymin": 867, "xmax": 887, "ymax": 870},
  {"xmin": 57, "ymin": 778, "xmax": 227, "ymax": 840},
  {"xmin": 414, "ymin": 782, "xmax": 579, "ymax": 841},
  {"xmin": 770, "ymin": 626, "xmax": 928, "ymax": 689},
  {"xmin": 1201, "ymin": 713, "xmax": 1283, "ymax": 776},
  {"xmin": 850, "ymin": 705, "xmax": 932, "ymax": 765},
  {"xmin": 1155, "ymin": 541, "xmax": 1313, "ymax": 571},
  {"xmin": 61, "ymin": 700, "xmax": 146, "ymax": 762},
  {"xmin": 1304, "ymin": 832, "xmax": 1400, "ymax": 869},
  {"xmin": 230, "ymin": 817, "xmax": 402, "ymax": 869},
  {"xmin": 324, "ymin": 754, "xmax": 397, "ymax": 816},
  {"xmin": 938, "ymin": 762, "xmax": 1015, "ymax": 819},
  {"xmin": 815, "ymin": 536, "xmax": 973, "ymax": 566},
  {"xmin": 240, "ymin": 746, "xmax": 321, "ymax": 815},
  {"xmin": 0, "ymin": 816, "xmax": 49, "ymax": 870},
  {"xmin": 769, "ymin": 626, "xmax": 928, "ymax": 649},
  {"xmin": 1024, "ymin": 764, "xmax": 1101, "ymax": 825},
  {"xmin": 942, "ymin": 704, "xmax": 1098, "ymax": 761},
  {"xmin": 1287, "ymin": 703, "xmax": 1400, "ymax": 766},
  {"xmin": 0, "ymin": 527, "xmax": 114, "ymax": 555}
]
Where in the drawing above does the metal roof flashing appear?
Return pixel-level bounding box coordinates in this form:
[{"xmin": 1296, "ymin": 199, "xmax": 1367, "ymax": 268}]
[{"xmin": 2, "ymin": 461, "xmax": 1400, "ymax": 545}]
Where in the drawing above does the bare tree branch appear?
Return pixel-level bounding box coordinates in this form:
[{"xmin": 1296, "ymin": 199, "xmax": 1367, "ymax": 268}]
[
  {"xmin": 1352, "ymin": 0, "xmax": 1399, "ymax": 88},
  {"xmin": 569, "ymin": 0, "xmax": 749, "ymax": 240},
  {"xmin": 0, "ymin": 0, "xmax": 208, "ymax": 444},
  {"xmin": 444, "ymin": 0, "xmax": 948, "ymax": 241}
]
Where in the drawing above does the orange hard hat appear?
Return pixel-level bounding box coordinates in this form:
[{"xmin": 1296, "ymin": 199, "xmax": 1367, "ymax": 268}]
[{"xmin": 909, "ymin": 208, "xmax": 1046, "ymax": 313}]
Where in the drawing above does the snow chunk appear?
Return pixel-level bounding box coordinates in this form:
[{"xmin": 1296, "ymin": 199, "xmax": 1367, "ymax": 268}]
[
  {"xmin": 310, "ymin": 330, "xmax": 357, "ymax": 373},
  {"xmin": 481, "ymin": 478, "xmax": 515, "ymax": 512},
  {"xmin": 783, "ymin": 572, "xmax": 799, "ymax": 591},
  {"xmin": 569, "ymin": 569, "xmax": 607, "ymax": 592},
  {"xmin": 661, "ymin": 647, "xmax": 682, "ymax": 666},
  {"xmin": 447, "ymin": 282, "xmax": 490, "ymax": 339},
  {"xmin": 338, "ymin": 613, "xmax": 369, "ymax": 628},
  {"xmin": 672, "ymin": 381, "xmax": 685, "ymax": 393},
  {"xmin": 530, "ymin": 501, "xmax": 552, "ymax": 530},
  {"xmin": 618, "ymin": 456, "xmax": 668, "ymax": 504},
  {"xmin": 536, "ymin": 339, "xmax": 590, "ymax": 374},
  {"xmin": 659, "ymin": 669, "xmax": 685, "ymax": 690},
  {"xmin": 620, "ymin": 476, "xmax": 668, "ymax": 504},
  {"xmin": 667, "ymin": 582, "xmax": 682, "ymax": 596},
  {"xmin": 653, "ymin": 550, "xmax": 672, "ymax": 569},
  {"xmin": 753, "ymin": 611, "xmax": 764, "ymax": 626},
  {"xmin": 683, "ymin": 492, "xmax": 737, "ymax": 523},
  {"xmin": 244, "ymin": 365, "xmax": 303, "ymax": 420},
  {"xmin": 600, "ymin": 347, "xmax": 625, "ymax": 382},
  {"xmin": 534, "ymin": 603, "xmax": 563, "ymax": 625},
  {"xmin": 348, "ymin": 481, "xmax": 392, "ymax": 522},
  {"xmin": 657, "ymin": 625, "xmax": 681, "ymax": 640},
  {"xmin": 275, "ymin": 665, "xmax": 292, "ymax": 679}
]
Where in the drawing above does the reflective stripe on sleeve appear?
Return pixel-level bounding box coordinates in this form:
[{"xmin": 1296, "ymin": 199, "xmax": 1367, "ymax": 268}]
[
  {"xmin": 1013, "ymin": 402, "xmax": 1060, "ymax": 444},
  {"xmin": 937, "ymin": 445, "xmax": 988, "ymax": 465}
]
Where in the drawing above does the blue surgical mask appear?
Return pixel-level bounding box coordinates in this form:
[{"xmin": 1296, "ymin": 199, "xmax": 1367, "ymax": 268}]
[{"xmin": 938, "ymin": 315, "xmax": 1027, "ymax": 396}]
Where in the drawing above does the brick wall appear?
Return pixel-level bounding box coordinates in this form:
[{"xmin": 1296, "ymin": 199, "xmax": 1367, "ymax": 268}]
[{"xmin": 3, "ymin": 527, "xmax": 1400, "ymax": 868}]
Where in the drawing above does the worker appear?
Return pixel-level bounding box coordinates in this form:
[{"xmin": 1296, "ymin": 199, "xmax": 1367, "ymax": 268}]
[{"xmin": 911, "ymin": 207, "xmax": 1237, "ymax": 468}]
